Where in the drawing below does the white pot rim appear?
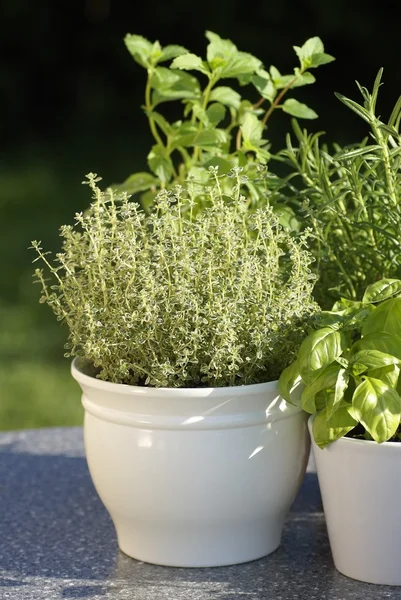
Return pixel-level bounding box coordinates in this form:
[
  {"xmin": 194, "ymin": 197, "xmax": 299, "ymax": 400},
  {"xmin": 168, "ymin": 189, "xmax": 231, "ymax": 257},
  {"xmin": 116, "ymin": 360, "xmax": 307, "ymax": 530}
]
[
  {"xmin": 71, "ymin": 357, "xmax": 281, "ymax": 399},
  {"xmin": 308, "ymin": 414, "xmax": 401, "ymax": 450}
]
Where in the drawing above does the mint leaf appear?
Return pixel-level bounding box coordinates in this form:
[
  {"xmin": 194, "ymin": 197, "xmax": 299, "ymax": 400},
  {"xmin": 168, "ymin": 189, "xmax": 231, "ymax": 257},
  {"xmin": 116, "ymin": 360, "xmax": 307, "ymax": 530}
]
[
  {"xmin": 293, "ymin": 36, "xmax": 335, "ymax": 70},
  {"xmin": 147, "ymin": 145, "xmax": 174, "ymax": 182},
  {"xmin": 282, "ymin": 99, "xmax": 318, "ymax": 119},
  {"xmin": 159, "ymin": 45, "xmax": 188, "ymax": 63},
  {"xmin": 252, "ymin": 70, "xmax": 276, "ymax": 102},
  {"xmin": 124, "ymin": 34, "xmax": 153, "ymax": 68},
  {"xmin": 209, "ymin": 86, "xmax": 241, "ymax": 110},
  {"xmin": 206, "ymin": 103, "xmax": 226, "ymax": 126},
  {"xmin": 170, "ymin": 53, "xmax": 210, "ymax": 76},
  {"xmin": 205, "ymin": 31, "xmax": 237, "ymax": 63},
  {"xmin": 152, "ymin": 71, "xmax": 201, "ymax": 104},
  {"xmin": 221, "ymin": 52, "xmax": 262, "ymax": 79},
  {"xmin": 114, "ymin": 172, "xmax": 158, "ymax": 195},
  {"xmin": 241, "ymin": 112, "xmax": 263, "ymax": 144}
]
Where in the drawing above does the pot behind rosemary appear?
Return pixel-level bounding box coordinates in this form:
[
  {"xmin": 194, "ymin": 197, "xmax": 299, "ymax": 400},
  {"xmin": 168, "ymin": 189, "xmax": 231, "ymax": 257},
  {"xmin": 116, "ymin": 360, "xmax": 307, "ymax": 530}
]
[{"xmin": 32, "ymin": 169, "xmax": 317, "ymax": 388}]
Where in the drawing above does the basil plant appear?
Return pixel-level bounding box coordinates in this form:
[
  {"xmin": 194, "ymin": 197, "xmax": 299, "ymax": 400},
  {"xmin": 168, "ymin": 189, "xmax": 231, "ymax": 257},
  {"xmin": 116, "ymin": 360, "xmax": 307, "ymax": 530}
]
[{"xmin": 279, "ymin": 279, "xmax": 401, "ymax": 448}]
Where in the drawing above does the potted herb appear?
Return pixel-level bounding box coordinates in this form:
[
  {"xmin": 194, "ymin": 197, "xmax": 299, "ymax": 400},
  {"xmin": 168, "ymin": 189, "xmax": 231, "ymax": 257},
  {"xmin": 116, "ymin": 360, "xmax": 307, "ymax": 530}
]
[
  {"xmin": 119, "ymin": 30, "xmax": 334, "ymax": 222},
  {"xmin": 279, "ymin": 278, "xmax": 401, "ymax": 585},
  {"xmin": 32, "ymin": 168, "xmax": 317, "ymax": 567},
  {"xmin": 281, "ymin": 70, "xmax": 401, "ymax": 307}
]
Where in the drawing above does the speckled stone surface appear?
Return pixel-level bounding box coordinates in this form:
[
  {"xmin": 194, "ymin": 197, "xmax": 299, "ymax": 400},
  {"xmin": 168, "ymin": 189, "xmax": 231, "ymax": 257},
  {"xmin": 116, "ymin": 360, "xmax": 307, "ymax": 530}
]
[{"xmin": 0, "ymin": 428, "xmax": 397, "ymax": 600}]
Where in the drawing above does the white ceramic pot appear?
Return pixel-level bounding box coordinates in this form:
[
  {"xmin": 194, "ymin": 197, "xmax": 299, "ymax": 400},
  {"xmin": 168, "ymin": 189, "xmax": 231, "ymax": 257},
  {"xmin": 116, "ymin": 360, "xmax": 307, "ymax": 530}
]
[
  {"xmin": 72, "ymin": 359, "xmax": 310, "ymax": 568},
  {"xmin": 309, "ymin": 417, "xmax": 401, "ymax": 585}
]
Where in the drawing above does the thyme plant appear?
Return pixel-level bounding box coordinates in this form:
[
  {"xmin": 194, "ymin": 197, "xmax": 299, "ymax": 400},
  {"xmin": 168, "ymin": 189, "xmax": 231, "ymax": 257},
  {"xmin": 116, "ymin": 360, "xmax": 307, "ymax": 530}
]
[
  {"xmin": 32, "ymin": 170, "xmax": 317, "ymax": 388},
  {"xmin": 281, "ymin": 70, "xmax": 401, "ymax": 307},
  {"xmin": 120, "ymin": 31, "xmax": 334, "ymax": 213}
]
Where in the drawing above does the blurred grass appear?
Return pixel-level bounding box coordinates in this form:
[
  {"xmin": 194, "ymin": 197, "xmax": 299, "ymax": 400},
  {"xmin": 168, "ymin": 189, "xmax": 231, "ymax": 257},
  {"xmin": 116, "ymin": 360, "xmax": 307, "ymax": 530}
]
[
  {"xmin": 0, "ymin": 139, "xmax": 140, "ymax": 431},
  {"xmin": 0, "ymin": 362, "xmax": 83, "ymax": 431}
]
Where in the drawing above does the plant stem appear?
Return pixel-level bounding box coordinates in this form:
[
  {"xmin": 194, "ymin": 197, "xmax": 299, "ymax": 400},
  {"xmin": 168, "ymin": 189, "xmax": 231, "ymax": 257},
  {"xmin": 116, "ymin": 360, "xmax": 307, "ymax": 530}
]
[
  {"xmin": 262, "ymin": 76, "xmax": 298, "ymax": 126},
  {"xmin": 145, "ymin": 72, "xmax": 165, "ymax": 148}
]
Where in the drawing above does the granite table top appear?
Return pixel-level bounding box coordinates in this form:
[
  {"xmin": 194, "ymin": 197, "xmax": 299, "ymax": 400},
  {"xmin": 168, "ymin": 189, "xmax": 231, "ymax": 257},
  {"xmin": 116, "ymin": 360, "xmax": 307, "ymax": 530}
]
[{"xmin": 0, "ymin": 427, "xmax": 398, "ymax": 600}]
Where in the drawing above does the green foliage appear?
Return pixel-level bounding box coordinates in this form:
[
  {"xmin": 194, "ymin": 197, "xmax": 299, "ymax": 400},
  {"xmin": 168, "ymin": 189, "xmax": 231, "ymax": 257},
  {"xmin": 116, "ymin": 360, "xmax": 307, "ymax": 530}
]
[
  {"xmin": 120, "ymin": 31, "xmax": 334, "ymax": 213},
  {"xmin": 281, "ymin": 70, "xmax": 401, "ymax": 306},
  {"xmin": 32, "ymin": 171, "xmax": 317, "ymax": 388},
  {"xmin": 279, "ymin": 278, "xmax": 401, "ymax": 447}
]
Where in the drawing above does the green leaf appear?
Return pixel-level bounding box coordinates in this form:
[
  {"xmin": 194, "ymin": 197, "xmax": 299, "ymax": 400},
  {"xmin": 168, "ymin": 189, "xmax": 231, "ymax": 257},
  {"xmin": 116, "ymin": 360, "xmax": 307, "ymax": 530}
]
[
  {"xmin": 159, "ymin": 44, "xmax": 188, "ymax": 63},
  {"xmin": 113, "ymin": 172, "xmax": 158, "ymax": 195},
  {"xmin": 282, "ymin": 99, "xmax": 318, "ymax": 120},
  {"xmin": 220, "ymin": 53, "xmax": 262, "ymax": 79},
  {"xmin": 293, "ymin": 37, "xmax": 335, "ymax": 70},
  {"xmin": 124, "ymin": 34, "xmax": 153, "ymax": 68},
  {"xmin": 205, "ymin": 31, "xmax": 237, "ymax": 63},
  {"xmin": 202, "ymin": 157, "xmax": 233, "ymax": 175},
  {"xmin": 273, "ymin": 205, "xmax": 301, "ymax": 232},
  {"xmin": 195, "ymin": 129, "xmax": 228, "ymax": 149},
  {"xmin": 252, "ymin": 70, "xmax": 276, "ymax": 102},
  {"xmin": 269, "ymin": 66, "xmax": 294, "ymax": 90},
  {"xmin": 209, "ymin": 86, "xmax": 241, "ymax": 110},
  {"xmin": 298, "ymin": 327, "xmax": 347, "ymax": 382},
  {"xmin": 328, "ymin": 369, "xmax": 350, "ymax": 417},
  {"xmin": 147, "ymin": 145, "xmax": 174, "ymax": 182},
  {"xmin": 144, "ymin": 110, "xmax": 173, "ymax": 136},
  {"xmin": 150, "ymin": 67, "xmax": 180, "ymax": 90},
  {"xmin": 171, "ymin": 53, "xmax": 210, "ymax": 76},
  {"xmin": 369, "ymin": 364, "xmax": 400, "ymax": 389},
  {"xmin": 152, "ymin": 70, "xmax": 201, "ymax": 104},
  {"xmin": 351, "ymin": 349, "xmax": 400, "ymax": 375},
  {"xmin": 354, "ymin": 332, "xmax": 401, "ymax": 361},
  {"xmin": 292, "ymin": 68, "xmax": 316, "ymax": 88},
  {"xmin": 362, "ymin": 298, "xmax": 401, "ymax": 337},
  {"xmin": 206, "ymin": 103, "xmax": 226, "ymax": 126},
  {"xmin": 334, "ymin": 93, "xmax": 372, "ymax": 124},
  {"xmin": 312, "ymin": 405, "xmax": 357, "ymax": 449},
  {"xmin": 352, "ymin": 377, "xmax": 401, "ymax": 443},
  {"xmin": 363, "ymin": 279, "xmax": 401, "ymax": 304},
  {"xmin": 301, "ymin": 363, "xmax": 341, "ymax": 414},
  {"xmin": 278, "ymin": 360, "xmax": 301, "ymax": 404},
  {"xmin": 241, "ymin": 112, "xmax": 264, "ymax": 145},
  {"xmin": 192, "ymin": 104, "xmax": 209, "ymax": 126}
]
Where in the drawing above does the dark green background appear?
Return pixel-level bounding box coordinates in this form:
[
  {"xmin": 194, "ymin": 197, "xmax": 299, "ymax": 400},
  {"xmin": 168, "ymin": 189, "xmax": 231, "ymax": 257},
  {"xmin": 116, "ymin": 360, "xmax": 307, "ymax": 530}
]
[{"xmin": 1, "ymin": 0, "xmax": 399, "ymax": 429}]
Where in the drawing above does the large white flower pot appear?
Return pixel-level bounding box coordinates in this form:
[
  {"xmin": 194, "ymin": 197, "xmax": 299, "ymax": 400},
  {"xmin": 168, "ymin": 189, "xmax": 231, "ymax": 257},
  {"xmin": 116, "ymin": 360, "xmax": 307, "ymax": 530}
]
[
  {"xmin": 72, "ymin": 359, "xmax": 310, "ymax": 567},
  {"xmin": 309, "ymin": 418, "xmax": 401, "ymax": 585}
]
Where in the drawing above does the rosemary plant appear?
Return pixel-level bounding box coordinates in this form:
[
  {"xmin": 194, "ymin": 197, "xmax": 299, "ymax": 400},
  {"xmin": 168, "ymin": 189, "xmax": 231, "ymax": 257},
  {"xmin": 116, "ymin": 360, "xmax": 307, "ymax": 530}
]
[
  {"xmin": 120, "ymin": 31, "xmax": 334, "ymax": 214},
  {"xmin": 281, "ymin": 70, "xmax": 401, "ymax": 307},
  {"xmin": 32, "ymin": 170, "xmax": 318, "ymax": 387}
]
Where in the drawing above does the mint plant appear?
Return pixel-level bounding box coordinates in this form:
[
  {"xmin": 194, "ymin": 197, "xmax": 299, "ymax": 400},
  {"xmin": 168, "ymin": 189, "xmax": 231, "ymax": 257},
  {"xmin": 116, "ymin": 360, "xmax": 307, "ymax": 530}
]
[
  {"xmin": 279, "ymin": 279, "xmax": 401, "ymax": 447},
  {"xmin": 120, "ymin": 31, "xmax": 334, "ymax": 211},
  {"xmin": 32, "ymin": 170, "xmax": 317, "ymax": 388},
  {"xmin": 281, "ymin": 70, "xmax": 401, "ymax": 306}
]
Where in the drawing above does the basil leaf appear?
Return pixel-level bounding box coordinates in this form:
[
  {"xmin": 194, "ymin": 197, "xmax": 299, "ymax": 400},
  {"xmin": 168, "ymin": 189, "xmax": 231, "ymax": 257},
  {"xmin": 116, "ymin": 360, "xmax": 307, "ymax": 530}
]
[
  {"xmin": 354, "ymin": 332, "xmax": 401, "ymax": 360},
  {"xmin": 312, "ymin": 405, "xmax": 357, "ymax": 449},
  {"xmin": 278, "ymin": 360, "xmax": 301, "ymax": 404},
  {"xmin": 298, "ymin": 327, "xmax": 347, "ymax": 382},
  {"xmin": 362, "ymin": 279, "xmax": 401, "ymax": 304},
  {"xmin": 352, "ymin": 377, "xmax": 401, "ymax": 443},
  {"xmin": 301, "ymin": 363, "xmax": 341, "ymax": 414},
  {"xmin": 362, "ymin": 298, "xmax": 401, "ymax": 337},
  {"xmin": 350, "ymin": 349, "xmax": 400, "ymax": 375}
]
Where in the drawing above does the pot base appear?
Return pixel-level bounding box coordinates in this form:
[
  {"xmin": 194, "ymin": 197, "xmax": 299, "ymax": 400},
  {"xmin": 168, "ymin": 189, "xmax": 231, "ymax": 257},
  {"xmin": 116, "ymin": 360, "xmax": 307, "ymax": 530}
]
[{"xmin": 115, "ymin": 517, "xmax": 283, "ymax": 567}]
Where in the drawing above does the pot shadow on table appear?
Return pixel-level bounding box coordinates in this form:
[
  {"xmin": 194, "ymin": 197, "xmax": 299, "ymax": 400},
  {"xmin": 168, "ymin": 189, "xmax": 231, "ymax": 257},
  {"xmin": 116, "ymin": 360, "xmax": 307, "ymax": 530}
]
[{"xmin": 1, "ymin": 443, "xmax": 397, "ymax": 599}]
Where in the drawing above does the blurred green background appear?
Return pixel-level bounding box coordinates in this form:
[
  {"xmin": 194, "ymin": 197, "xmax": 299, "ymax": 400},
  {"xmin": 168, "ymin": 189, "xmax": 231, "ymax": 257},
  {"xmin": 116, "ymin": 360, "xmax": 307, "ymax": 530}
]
[{"xmin": 1, "ymin": 0, "xmax": 400, "ymax": 430}]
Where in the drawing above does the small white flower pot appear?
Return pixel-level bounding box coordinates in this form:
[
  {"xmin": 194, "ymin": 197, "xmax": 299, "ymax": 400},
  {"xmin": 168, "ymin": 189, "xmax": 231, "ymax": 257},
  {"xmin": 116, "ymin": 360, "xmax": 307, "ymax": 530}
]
[
  {"xmin": 309, "ymin": 417, "xmax": 401, "ymax": 585},
  {"xmin": 72, "ymin": 359, "xmax": 310, "ymax": 568}
]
